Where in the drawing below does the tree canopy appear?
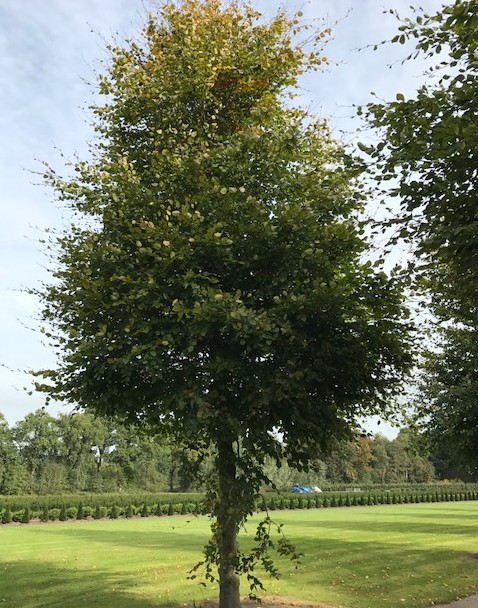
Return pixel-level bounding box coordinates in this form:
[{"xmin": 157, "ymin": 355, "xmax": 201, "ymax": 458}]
[
  {"xmin": 36, "ymin": 2, "xmax": 412, "ymax": 606},
  {"xmin": 361, "ymin": 0, "xmax": 478, "ymax": 325},
  {"xmin": 361, "ymin": 0, "xmax": 477, "ymax": 478}
]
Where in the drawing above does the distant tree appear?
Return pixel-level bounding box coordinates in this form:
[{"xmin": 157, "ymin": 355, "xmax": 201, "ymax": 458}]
[
  {"xmin": 12, "ymin": 410, "xmax": 61, "ymax": 490},
  {"xmin": 308, "ymin": 458, "xmax": 327, "ymax": 487},
  {"xmin": 323, "ymin": 440, "xmax": 361, "ymax": 484},
  {"xmin": 108, "ymin": 423, "xmax": 169, "ymax": 490},
  {"xmin": 37, "ymin": 461, "xmax": 68, "ymax": 494},
  {"xmin": 429, "ymin": 449, "xmax": 472, "ymax": 482},
  {"xmin": 0, "ymin": 413, "xmax": 28, "ymax": 494},
  {"xmin": 320, "ymin": 435, "xmax": 373, "ymax": 484},
  {"xmin": 56, "ymin": 412, "xmax": 99, "ymax": 490},
  {"xmin": 414, "ymin": 326, "xmax": 478, "ymax": 479},
  {"xmin": 370, "ymin": 434, "xmax": 390, "ymax": 484},
  {"xmin": 88, "ymin": 416, "xmax": 117, "ymax": 476},
  {"xmin": 386, "ymin": 433, "xmax": 413, "ymax": 483},
  {"xmin": 35, "ymin": 2, "xmax": 412, "ymax": 606},
  {"xmin": 354, "ymin": 436, "xmax": 374, "ymax": 482}
]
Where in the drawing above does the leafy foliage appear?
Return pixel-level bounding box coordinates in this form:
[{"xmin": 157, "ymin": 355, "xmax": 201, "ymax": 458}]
[
  {"xmin": 34, "ymin": 1, "xmax": 412, "ymax": 603},
  {"xmin": 361, "ymin": 0, "xmax": 478, "ymax": 325},
  {"xmin": 363, "ymin": 0, "xmax": 478, "ymax": 477},
  {"xmin": 415, "ymin": 326, "xmax": 478, "ymax": 478}
]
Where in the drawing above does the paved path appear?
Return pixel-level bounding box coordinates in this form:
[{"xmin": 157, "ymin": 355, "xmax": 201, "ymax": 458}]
[{"xmin": 437, "ymin": 595, "xmax": 478, "ymax": 608}]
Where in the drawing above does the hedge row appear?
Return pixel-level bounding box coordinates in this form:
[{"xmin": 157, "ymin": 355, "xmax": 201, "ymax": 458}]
[
  {"xmin": 265, "ymin": 489, "xmax": 478, "ymax": 510},
  {"xmin": 2, "ymin": 489, "xmax": 477, "ymax": 525},
  {"xmin": 0, "ymin": 491, "xmax": 204, "ymax": 513},
  {"xmin": 320, "ymin": 482, "xmax": 478, "ymax": 493},
  {"xmin": 0, "ymin": 499, "xmax": 203, "ymax": 524},
  {"xmin": 3, "ymin": 484, "xmax": 477, "ymax": 513}
]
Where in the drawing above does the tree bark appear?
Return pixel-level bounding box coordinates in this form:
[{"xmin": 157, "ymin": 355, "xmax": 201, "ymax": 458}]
[{"xmin": 217, "ymin": 439, "xmax": 242, "ymax": 608}]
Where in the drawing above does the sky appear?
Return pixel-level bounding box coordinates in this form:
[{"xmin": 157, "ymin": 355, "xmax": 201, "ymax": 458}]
[{"xmin": 0, "ymin": 0, "xmax": 442, "ymax": 431}]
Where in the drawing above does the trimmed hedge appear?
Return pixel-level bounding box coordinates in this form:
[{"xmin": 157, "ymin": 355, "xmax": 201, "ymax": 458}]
[{"xmin": 1, "ymin": 486, "xmax": 478, "ymax": 525}]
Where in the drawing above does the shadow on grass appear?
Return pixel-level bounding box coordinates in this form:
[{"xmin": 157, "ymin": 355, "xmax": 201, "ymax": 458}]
[
  {"xmin": 2, "ymin": 537, "xmax": 478, "ymax": 608},
  {"xmin": 263, "ymin": 536, "xmax": 478, "ymax": 608},
  {"xmin": 0, "ymin": 559, "xmax": 190, "ymax": 608},
  {"xmin": 6, "ymin": 508, "xmax": 478, "ymax": 608}
]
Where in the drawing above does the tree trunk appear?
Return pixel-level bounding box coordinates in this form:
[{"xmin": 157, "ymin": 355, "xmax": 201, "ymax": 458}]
[
  {"xmin": 169, "ymin": 464, "xmax": 176, "ymax": 492},
  {"xmin": 217, "ymin": 439, "xmax": 242, "ymax": 608}
]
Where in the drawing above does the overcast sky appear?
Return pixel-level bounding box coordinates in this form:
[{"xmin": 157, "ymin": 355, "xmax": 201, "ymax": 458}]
[{"xmin": 0, "ymin": 0, "xmax": 441, "ymax": 432}]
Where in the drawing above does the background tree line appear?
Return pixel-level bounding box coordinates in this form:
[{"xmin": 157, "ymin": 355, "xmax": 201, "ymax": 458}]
[
  {"xmin": 0, "ymin": 409, "xmax": 202, "ymax": 495},
  {"xmin": 2, "ymin": 408, "xmax": 468, "ymax": 496}
]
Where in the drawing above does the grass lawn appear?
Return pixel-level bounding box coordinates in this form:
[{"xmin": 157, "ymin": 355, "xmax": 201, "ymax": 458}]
[{"xmin": 0, "ymin": 502, "xmax": 477, "ymax": 608}]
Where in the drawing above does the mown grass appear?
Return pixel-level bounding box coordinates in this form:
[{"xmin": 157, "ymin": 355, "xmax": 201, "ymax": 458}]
[{"xmin": 0, "ymin": 502, "xmax": 477, "ymax": 608}]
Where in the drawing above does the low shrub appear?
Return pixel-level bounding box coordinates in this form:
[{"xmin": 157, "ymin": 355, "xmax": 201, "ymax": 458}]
[
  {"xmin": 21, "ymin": 507, "xmax": 31, "ymax": 524},
  {"xmin": 40, "ymin": 507, "xmax": 49, "ymax": 522},
  {"xmin": 49, "ymin": 508, "xmax": 61, "ymax": 521},
  {"xmin": 2, "ymin": 507, "xmax": 12, "ymax": 524},
  {"xmin": 66, "ymin": 506, "xmax": 78, "ymax": 519},
  {"xmin": 76, "ymin": 503, "xmax": 85, "ymax": 520}
]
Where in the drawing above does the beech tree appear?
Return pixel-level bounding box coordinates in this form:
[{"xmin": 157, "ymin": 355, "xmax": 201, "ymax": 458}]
[
  {"xmin": 361, "ymin": 0, "xmax": 478, "ymax": 325},
  {"xmin": 361, "ymin": 0, "xmax": 477, "ymax": 479},
  {"xmin": 35, "ymin": 2, "xmax": 412, "ymax": 606}
]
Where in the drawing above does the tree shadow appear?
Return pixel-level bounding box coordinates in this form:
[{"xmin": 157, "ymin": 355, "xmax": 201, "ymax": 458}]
[
  {"xmin": 0, "ymin": 560, "xmax": 155, "ymax": 608},
  {"xmin": 266, "ymin": 534, "xmax": 478, "ymax": 607},
  {"xmin": 0, "ymin": 558, "xmax": 217, "ymax": 608},
  {"xmin": 4, "ymin": 510, "xmax": 478, "ymax": 608}
]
